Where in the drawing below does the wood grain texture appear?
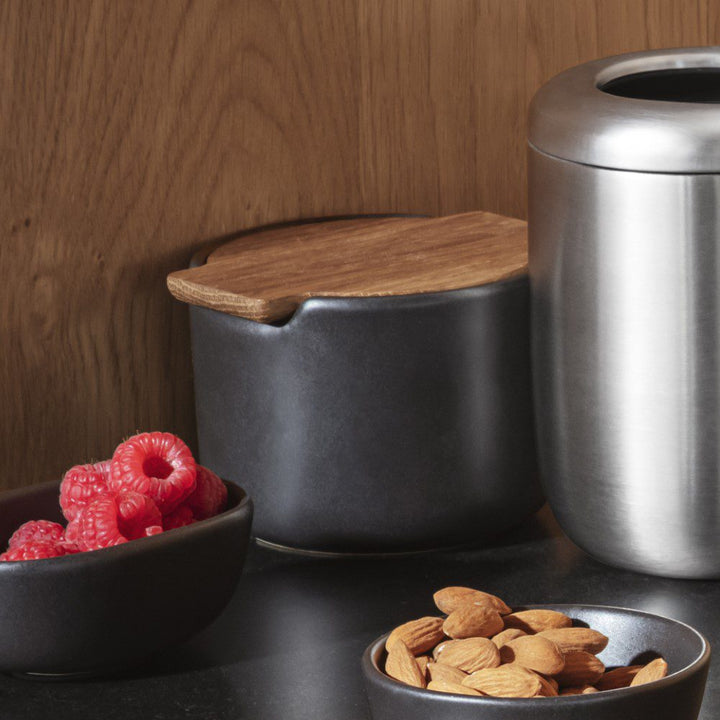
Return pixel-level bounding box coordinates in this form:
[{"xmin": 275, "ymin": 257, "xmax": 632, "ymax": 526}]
[
  {"xmin": 167, "ymin": 212, "xmax": 527, "ymax": 321},
  {"xmin": 1, "ymin": 0, "xmax": 717, "ymax": 488}
]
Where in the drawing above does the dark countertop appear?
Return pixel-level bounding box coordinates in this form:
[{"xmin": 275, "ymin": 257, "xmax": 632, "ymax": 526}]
[{"xmin": 1, "ymin": 507, "xmax": 717, "ymax": 720}]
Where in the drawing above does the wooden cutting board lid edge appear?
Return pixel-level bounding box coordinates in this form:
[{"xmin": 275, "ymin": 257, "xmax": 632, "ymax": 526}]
[{"xmin": 167, "ymin": 211, "xmax": 528, "ymax": 323}]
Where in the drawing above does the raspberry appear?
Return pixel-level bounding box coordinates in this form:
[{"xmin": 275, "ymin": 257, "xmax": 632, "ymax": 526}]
[
  {"xmin": 184, "ymin": 466, "xmax": 227, "ymax": 520},
  {"xmin": 8, "ymin": 520, "xmax": 65, "ymax": 549},
  {"xmin": 109, "ymin": 432, "xmax": 196, "ymax": 514},
  {"xmin": 73, "ymin": 491, "xmax": 162, "ymax": 551},
  {"xmin": 163, "ymin": 504, "xmax": 195, "ymax": 531},
  {"xmin": 0, "ymin": 540, "xmax": 67, "ymax": 562},
  {"xmin": 60, "ymin": 523, "xmax": 82, "ymax": 554},
  {"xmin": 144, "ymin": 525, "xmax": 163, "ymax": 537},
  {"xmin": 63, "ymin": 519, "xmax": 80, "ymax": 550},
  {"xmin": 60, "ymin": 461, "xmax": 110, "ymax": 522}
]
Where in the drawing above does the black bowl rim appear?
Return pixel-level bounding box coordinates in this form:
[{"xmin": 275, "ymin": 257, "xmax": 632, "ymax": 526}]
[
  {"xmin": 0, "ymin": 478, "xmax": 252, "ymax": 572},
  {"xmin": 362, "ymin": 604, "xmax": 711, "ymax": 707}
]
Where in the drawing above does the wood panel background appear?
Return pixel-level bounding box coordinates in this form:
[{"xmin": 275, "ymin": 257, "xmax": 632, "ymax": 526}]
[{"xmin": 1, "ymin": 0, "xmax": 718, "ymax": 489}]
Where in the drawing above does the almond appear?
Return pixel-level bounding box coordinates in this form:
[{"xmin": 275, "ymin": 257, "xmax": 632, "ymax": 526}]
[
  {"xmin": 385, "ymin": 640, "xmax": 426, "ymax": 688},
  {"xmin": 381, "ymin": 588, "xmax": 666, "ymax": 700},
  {"xmin": 503, "ymin": 609, "xmax": 573, "ymax": 633},
  {"xmin": 416, "ymin": 655, "xmax": 430, "ymax": 678},
  {"xmin": 533, "ymin": 673, "xmax": 559, "ymax": 697},
  {"xmin": 555, "ymin": 651, "xmax": 604, "ymax": 687},
  {"xmin": 491, "ymin": 628, "xmax": 527, "ymax": 648},
  {"xmin": 427, "ymin": 662, "xmax": 468, "ymax": 685},
  {"xmin": 427, "ymin": 680, "xmax": 483, "ymax": 696},
  {"xmin": 386, "ymin": 617, "xmax": 445, "ymax": 655},
  {"xmin": 561, "ymin": 685, "xmax": 598, "ymax": 695},
  {"xmin": 462, "ymin": 664, "xmax": 542, "ymax": 698},
  {"xmin": 499, "ymin": 635, "xmax": 565, "ymax": 675},
  {"xmin": 435, "ymin": 637, "xmax": 501, "ymax": 673},
  {"xmin": 443, "ymin": 605, "xmax": 504, "ymax": 639},
  {"xmin": 433, "ymin": 586, "xmax": 512, "ymax": 615},
  {"xmin": 595, "ymin": 665, "xmax": 643, "ymax": 691},
  {"xmin": 537, "ymin": 627, "xmax": 609, "ymax": 654},
  {"xmin": 630, "ymin": 658, "xmax": 668, "ymax": 687}
]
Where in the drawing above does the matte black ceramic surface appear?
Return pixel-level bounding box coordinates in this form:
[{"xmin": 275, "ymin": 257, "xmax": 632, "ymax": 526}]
[
  {"xmin": 363, "ymin": 605, "xmax": 710, "ymax": 720},
  {"xmin": 2, "ymin": 510, "xmax": 720, "ymax": 720},
  {"xmin": 0, "ymin": 479, "xmax": 253, "ymax": 675},
  {"xmin": 190, "ymin": 270, "xmax": 540, "ymax": 553}
]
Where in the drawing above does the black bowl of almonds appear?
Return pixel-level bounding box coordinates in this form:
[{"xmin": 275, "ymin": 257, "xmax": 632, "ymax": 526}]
[{"xmin": 362, "ymin": 586, "xmax": 710, "ymax": 720}]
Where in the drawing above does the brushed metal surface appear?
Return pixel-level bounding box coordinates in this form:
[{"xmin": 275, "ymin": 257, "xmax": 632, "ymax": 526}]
[
  {"xmin": 529, "ymin": 47, "xmax": 720, "ymax": 172},
  {"xmin": 529, "ymin": 147, "xmax": 720, "ymax": 578}
]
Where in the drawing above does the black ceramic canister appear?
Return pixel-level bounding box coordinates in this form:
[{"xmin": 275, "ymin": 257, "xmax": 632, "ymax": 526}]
[{"xmin": 168, "ymin": 213, "xmax": 541, "ymax": 553}]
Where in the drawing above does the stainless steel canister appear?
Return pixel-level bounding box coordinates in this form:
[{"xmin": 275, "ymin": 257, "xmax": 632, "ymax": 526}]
[{"xmin": 528, "ymin": 47, "xmax": 720, "ymax": 578}]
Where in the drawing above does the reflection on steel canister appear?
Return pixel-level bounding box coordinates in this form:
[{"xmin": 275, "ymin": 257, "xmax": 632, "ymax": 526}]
[{"xmin": 529, "ymin": 47, "xmax": 720, "ymax": 578}]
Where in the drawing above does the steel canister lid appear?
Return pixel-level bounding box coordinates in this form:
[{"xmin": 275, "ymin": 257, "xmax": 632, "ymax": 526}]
[{"xmin": 529, "ymin": 46, "xmax": 720, "ymax": 173}]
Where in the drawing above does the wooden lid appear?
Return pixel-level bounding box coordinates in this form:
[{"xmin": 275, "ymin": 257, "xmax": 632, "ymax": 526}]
[{"xmin": 167, "ymin": 211, "xmax": 527, "ymax": 323}]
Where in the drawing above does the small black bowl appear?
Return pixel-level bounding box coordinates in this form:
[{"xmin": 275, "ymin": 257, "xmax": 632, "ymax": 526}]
[
  {"xmin": 362, "ymin": 604, "xmax": 710, "ymax": 720},
  {"xmin": 0, "ymin": 478, "xmax": 253, "ymax": 677}
]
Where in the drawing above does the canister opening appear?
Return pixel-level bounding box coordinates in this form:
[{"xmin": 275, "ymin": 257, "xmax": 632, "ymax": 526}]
[{"xmin": 600, "ymin": 68, "xmax": 720, "ymax": 103}]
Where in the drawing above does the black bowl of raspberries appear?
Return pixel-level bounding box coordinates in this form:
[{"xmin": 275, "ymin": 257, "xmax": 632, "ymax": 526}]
[{"xmin": 0, "ymin": 431, "xmax": 253, "ymax": 677}]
